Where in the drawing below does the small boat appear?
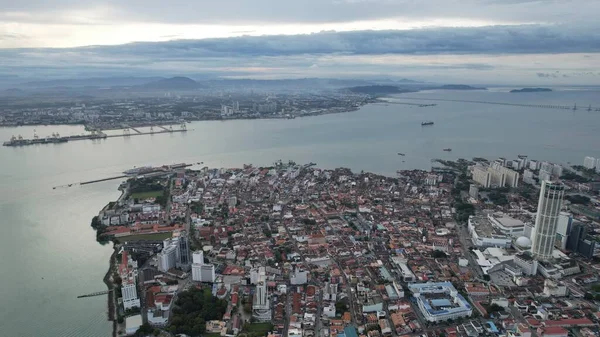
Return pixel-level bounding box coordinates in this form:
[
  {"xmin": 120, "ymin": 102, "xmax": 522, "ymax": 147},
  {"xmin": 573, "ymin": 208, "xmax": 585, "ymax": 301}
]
[
  {"xmin": 443, "ymin": 148, "xmax": 452, "ymax": 152},
  {"xmin": 397, "ymin": 153, "xmax": 405, "ymax": 156},
  {"xmin": 421, "ymin": 121, "xmax": 434, "ymax": 126}
]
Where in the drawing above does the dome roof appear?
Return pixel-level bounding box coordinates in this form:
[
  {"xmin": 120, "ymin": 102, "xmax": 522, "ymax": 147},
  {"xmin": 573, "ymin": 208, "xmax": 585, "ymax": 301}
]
[{"xmin": 515, "ymin": 236, "xmax": 532, "ymax": 248}]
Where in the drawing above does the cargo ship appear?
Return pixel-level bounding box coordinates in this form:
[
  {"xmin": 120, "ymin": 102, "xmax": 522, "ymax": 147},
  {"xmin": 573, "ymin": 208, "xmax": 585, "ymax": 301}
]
[{"xmin": 421, "ymin": 121, "xmax": 434, "ymax": 126}]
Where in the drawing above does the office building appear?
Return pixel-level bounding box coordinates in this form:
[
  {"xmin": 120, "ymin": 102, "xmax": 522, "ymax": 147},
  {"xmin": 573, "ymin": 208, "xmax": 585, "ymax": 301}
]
[
  {"xmin": 409, "ymin": 282, "xmax": 472, "ymax": 323},
  {"xmin": 531, "ymin": 181, "xmax": 564, "ymax": 261},
  {"xmin": 566, "ymin": 222, "xmax": 599, "ymax": 259},
  {"xmin": 158, "ymin": 233, "xmax": 190, "ymax": 272},
  {"xmin": 583, "ymin": 156, "xmax": 596, "ymax": 169},
  {"xmin": 158, "ymin": 244, "xmax": 177, "ymax": 272},
  {"xmin": 253, "ymin": 266, "xmax": 271, "ymax": 321},
  {"xmin": 176, "ymin": 234, "xmax": 190, "ymax": 270},
  {"xmin": 555, "ymin": 212, "xmax": 572, "ymax": 250},
  {"xmin": 191, "ymin": 251, "xmax": 216, "ymax": 283}
]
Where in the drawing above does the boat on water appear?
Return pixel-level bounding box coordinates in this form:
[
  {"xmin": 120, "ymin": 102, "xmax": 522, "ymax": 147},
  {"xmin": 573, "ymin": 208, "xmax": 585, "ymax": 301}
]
[
  {"xmin": 123, "ymin": 166, "xmax": 154, "ymax": 175},
  {"xmin": 397, "ymin": 153, "xmax": 405, "ymax": 156},
  {"xmin": 443, "ymin": 148, "xmax": 452, "ymax": 152},
  {"xmin": 421, "ymin": 121, "xmax": 434, "ymax": 126}
]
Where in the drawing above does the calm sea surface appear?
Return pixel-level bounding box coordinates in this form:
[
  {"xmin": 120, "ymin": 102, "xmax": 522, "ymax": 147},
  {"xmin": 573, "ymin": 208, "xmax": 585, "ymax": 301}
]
[{"xmin": 1, "ymin": 89, "xmax": 599, "ymax": 336}]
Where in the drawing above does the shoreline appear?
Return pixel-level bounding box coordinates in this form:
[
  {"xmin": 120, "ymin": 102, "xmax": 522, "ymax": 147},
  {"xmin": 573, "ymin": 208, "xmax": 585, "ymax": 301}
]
[
  {"xmin": 0, "ymin": 105, "xmax": 368, "ymax": 131},
  {"xmin": 103, "ymin": 245, "xmax": 118, "ymax": 337}
]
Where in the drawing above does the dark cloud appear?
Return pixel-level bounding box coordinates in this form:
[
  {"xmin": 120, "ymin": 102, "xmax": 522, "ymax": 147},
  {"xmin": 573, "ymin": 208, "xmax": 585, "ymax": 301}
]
[
  {"xmin": 72, "ymin": 25, "xmax": 600, "ymax": 57},
  {"xmin": 0, "ymin": 25, "xmax": 597, "ymax": 83}
]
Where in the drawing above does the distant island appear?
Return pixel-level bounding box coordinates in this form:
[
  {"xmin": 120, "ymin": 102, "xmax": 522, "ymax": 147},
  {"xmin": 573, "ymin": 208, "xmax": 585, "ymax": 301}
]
[
  {"xmin": 428, "ymin": 84, "xmax": 487, "ymax": 91},
  {"xmin": 510, "ymin": 87, "xmax": 553, "ymax": 93}
]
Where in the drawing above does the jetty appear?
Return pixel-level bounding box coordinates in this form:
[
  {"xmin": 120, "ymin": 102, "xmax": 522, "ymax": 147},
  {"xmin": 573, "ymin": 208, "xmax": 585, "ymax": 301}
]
[
  {"xmin": 3, "ymin": 124, "xmax": 188, "ymax": 147},
  {"xmin": 77, "ymin": 289, "xmax": 112, "ymax": 298}
]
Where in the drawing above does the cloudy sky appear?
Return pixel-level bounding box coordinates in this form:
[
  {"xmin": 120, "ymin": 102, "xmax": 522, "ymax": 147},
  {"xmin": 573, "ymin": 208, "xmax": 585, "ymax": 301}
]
[{"xmin": 1, "ymin": 0, "xmax": 599, "ymax": 84}]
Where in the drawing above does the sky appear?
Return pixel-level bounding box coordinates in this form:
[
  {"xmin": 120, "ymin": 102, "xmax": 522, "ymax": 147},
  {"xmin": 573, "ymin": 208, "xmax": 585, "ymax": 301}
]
[{"xmin": 0, "ymin": 0, "xmax": 599, "ymax": 84}]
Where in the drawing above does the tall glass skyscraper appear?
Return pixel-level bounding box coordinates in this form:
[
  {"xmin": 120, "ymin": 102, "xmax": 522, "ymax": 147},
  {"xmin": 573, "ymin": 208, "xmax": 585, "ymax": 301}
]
[{"xmin": 531, "ymin": 181, "xmax": 564, "ymax": 260}]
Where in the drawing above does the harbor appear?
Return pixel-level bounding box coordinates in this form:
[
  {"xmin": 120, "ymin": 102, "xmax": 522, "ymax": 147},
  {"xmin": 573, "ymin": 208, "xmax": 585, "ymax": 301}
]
[{"xmin": 3, "ymin": 124, "xmax": 188, "ymax": 147}]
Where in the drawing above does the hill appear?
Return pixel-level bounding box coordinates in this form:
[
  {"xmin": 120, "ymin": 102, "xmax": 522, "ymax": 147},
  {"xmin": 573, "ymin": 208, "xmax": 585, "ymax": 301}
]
[
  {"xmin": 141, "ymin": 76, "xmax": 204, "ymax": 90},
  {"xmin": 429, "ymin": 84, "xmax": 487, "ymax": 90},
  {"xmin": 510, "ymin": 87, "xmax": 552, "ymax": 93}
]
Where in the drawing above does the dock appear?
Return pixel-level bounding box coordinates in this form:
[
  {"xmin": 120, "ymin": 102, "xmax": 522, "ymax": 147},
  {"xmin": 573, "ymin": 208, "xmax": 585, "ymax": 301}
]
[
  {"xmin": 77, "ymin": 290, "xmax": 112, "ymax": 299},
  {"xmin": 3, "ymin": 124, "xmax": 188, "ymax": 147}
]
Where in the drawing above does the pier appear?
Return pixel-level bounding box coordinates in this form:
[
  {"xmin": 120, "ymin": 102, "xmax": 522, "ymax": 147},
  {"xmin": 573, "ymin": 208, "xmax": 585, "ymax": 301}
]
[
  {"xmin": 77, "ymin": 290, "xmax": 112, "ymax": 298},
  {"xmin": 393, "ymin": 97, "xmax": 599, "ymax": 111},
  {"xmin": 3, "ymin": 124, "xmax": 188, "ymax": 147}
]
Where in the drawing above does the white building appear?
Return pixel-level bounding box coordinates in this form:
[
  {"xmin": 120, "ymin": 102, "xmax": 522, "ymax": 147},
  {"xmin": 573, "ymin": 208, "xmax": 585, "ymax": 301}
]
[
  {"xmin": 471, "ymin": 163, "xmax": 519, "ymax": 188},
  {"xmin": 487, "ymin": 213, "xmax": 526, "ymax": 237},
  {"xmin": 409, "ymin": 282, "xmax": 472, "ymax": 323},
  {"xmin": 199, "ymin": 264, "xmax": 215, "ymax": 283},
  {"xmin": 191, "ymin": 251, "xmax": 216, "ymax": 283},
  {"xmin": 122, "ymin": 282, "xmax": 141, "ymax": 310},
  {"xmin": 543, "ymin": 279, "xmax": 568, "ymax": 297},
  {"xmin": 555, "ymin": 212, "xmax": 572, "ymax": 250},
  {"xmin": 583, "ymin": 156, "xmax": 596, "ymax": 169},
  {"xmin": 290, "ymin": 268, "xmax": 308, "ymax": 285},
  {"xmin": 552, "ymin": 164, "xmax": 563, "ymax": 178},
  {"xmin": 514, "ymin": 253, "xmax": 538, "ymax": 275},
  {"xmin": 531, "ymin": 181, "xmax": 564, "ymax": 261},
  {"xmin": 523, "ymin": 170, "xmax": 535, "ymax": 185},
  {"xmin": 472, "ymin": 165, "xmax": 491, "ymax": 188},
  {"xmin": 468, "ymin": 216, "xmax": 512, "ymax": 248},
  {"xmin": 253, "ymin": 267, "xmax": 271, "ymax": 322},
  {"xmin": 158, "ymin": 244, "xmax": 177, "ymax": 272}
]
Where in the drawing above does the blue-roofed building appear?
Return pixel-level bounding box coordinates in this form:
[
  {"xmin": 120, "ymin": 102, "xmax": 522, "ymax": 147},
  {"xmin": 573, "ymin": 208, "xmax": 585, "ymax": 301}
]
[
  {"xmin": 344, "ymin": 326, "xmax": 359, "ymax": 337},
  {"xmin": 408, "ymin": 281, "xmax": 473, "ymax": 323}
]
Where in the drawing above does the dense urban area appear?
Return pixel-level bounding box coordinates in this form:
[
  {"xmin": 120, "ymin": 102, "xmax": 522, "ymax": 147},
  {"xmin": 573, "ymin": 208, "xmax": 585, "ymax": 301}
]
[
  {"xmin": 0, "ymin": 78, "xmax": 387, "ymax": 130},
  {"xmin": 88, "ymin": 153, "xmax": 600, "ymax": 337}
]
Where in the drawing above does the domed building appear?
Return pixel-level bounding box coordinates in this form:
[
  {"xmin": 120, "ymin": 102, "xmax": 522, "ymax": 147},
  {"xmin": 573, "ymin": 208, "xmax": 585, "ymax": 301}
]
[{"xmin": 515, "ymin": 236, "xmax": 532, "ymax": 249}]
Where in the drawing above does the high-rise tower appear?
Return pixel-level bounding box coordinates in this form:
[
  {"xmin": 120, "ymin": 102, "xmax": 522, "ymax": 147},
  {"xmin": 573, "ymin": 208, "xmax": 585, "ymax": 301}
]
[{"xmin": 531, "ymin": 181, "xmax": 564, "ymax": 260}]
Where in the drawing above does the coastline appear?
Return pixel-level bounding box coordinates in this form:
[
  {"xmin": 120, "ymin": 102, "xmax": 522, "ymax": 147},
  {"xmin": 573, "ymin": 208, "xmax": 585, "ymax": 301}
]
[{"xmin": 103, "ymin": 245, "xmax": 118, "ymax": 337}]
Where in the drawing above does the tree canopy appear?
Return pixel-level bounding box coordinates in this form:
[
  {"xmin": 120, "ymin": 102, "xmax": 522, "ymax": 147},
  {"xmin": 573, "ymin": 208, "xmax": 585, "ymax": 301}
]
[{"xmin": 168, "ymin": 287, "xmax": 228, "ymax": 336}]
